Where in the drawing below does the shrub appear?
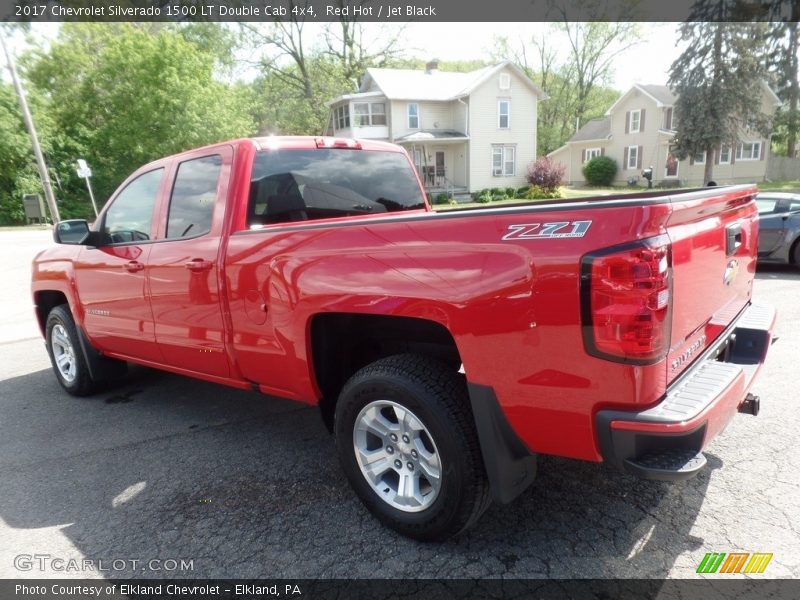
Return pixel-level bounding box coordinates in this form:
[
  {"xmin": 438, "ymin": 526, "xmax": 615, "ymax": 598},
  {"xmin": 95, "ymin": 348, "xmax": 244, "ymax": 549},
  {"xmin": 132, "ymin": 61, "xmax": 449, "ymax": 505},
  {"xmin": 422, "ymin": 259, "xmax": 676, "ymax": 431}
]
[
  {"xmin": 505, "ymin": 187, "xmax": 516, "ymax": 198},
  {"xmin": 476, "ymin": 190, "xmax": 492, "ymax": 203},
  {"xmin": 582, "ymin": 156, "xmax": 618, "ymax": 186},
  {"xmin": 516, "ymin": 185, "xmax": 531, "ymax": 197},
  {"xmin": 527, "ymin": 156, "xmax": 565, "ymax": 193},
  {"xmin": 434, "ymin": 192, "xmax": 449, "ymax": 205},
  {"xmin": 489, "ymin": 187, "xmax": 505, "ymax": 197},
  {"xmin": 524, "ymin": 185, "xmax": 562, "ymax": 200}
]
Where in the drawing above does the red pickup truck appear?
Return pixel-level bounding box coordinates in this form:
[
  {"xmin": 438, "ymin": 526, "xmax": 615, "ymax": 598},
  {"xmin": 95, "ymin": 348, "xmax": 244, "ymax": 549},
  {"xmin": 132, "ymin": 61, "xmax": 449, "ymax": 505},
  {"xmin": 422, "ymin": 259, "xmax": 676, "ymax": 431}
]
[{"xmin": 32, "ymin": 137, "xmax": 775, "ymax": 540}]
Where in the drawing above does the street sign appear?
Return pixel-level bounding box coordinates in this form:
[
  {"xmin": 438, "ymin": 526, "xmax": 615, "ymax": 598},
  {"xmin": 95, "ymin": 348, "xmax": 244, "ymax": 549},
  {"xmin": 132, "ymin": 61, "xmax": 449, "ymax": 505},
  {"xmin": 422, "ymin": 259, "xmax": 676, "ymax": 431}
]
[{"xmin": 76, "ymin": 158, "xmax": 92, "ymax": 179}]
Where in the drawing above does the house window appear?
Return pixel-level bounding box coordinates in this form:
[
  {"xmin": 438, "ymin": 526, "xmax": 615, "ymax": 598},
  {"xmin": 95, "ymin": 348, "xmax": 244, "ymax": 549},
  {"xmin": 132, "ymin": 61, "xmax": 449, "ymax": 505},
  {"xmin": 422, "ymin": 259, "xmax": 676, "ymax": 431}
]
[
  {"xmin": 334, "ymin": 105, "xmax": 350, "ymax": 130},
  {"xmin": 629, "ymin": 110, "xmax": 641, "ymax": 133},
  {"xmin": 692, "ymin": 151, "xmax": 706, "ymax": 165},
  {"xmin": 664, "ymin": 108, "xmax": 673, "ymax": 130},
  {"xmin": 585, "ymin": 148, "xmax": 601, "ymax": 162},
  {"xmin": 407, "ymin": 103, "xmax": 419, "ymax": 129},
  {"xmin": 370, "ymin": 103, "xmax": 386, "ymax": 125},
  {"xmin": 498, "ymin": 100, "xmax": 510, "ymax": 129},
  {"xmin": 736, "ymin": 141, "xmax": 761, "ymax": 161},
  {"xmin": 627, "ymin": 145, "xmax": 638, "ymax": 169},
  {"xmin": 499, "ymin": 73, "xmax": 511, "ymax": 90},
  {"xmin": 719, "ymin": 146, "xmax": 732, "ymax": 164},
  {"xmin": 353, "ymin": 102, "xmax": 386, "ymax": 126},
  {"xmin": 492, "ymin": 145, "xmax": 515, "ymax": 176}
]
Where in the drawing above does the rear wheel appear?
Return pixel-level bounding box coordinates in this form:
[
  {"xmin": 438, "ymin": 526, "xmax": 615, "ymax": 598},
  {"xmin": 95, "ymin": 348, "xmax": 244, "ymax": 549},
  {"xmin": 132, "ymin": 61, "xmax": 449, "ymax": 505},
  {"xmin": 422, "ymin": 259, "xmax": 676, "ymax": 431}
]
[
  {"xmin": 45, "ymin": 305, "xmax": 104, "ymax": 396},
  {"xmin": 792, "ymin": 239, "xmax": 800, "ymax": 267},
  {"xmin": 334, "ymin": 354, "xmax": 490, "ymax": 541}
]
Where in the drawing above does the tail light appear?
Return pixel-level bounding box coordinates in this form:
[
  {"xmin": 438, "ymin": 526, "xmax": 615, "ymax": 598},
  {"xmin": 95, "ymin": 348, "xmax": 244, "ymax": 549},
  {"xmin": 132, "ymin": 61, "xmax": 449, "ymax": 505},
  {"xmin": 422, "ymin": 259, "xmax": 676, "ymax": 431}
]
[
  {"xmin": 580, "ymin": 235, "xmax": 672, "ymax": 364},
  {"xmin": 315, "ymin": 137, "xmax": 362, "ymax": 150}
]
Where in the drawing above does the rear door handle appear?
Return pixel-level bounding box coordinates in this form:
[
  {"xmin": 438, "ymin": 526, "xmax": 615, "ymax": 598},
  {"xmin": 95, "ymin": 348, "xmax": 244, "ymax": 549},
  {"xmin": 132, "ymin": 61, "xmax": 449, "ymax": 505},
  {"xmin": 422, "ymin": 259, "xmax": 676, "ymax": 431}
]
[
  {"xmin": 124, "ymin": 261, "xmax": 144, "ymax": 273},
  {"xmin": 185, "ymin": 258, "xmax": 213, "ymax": 272}
]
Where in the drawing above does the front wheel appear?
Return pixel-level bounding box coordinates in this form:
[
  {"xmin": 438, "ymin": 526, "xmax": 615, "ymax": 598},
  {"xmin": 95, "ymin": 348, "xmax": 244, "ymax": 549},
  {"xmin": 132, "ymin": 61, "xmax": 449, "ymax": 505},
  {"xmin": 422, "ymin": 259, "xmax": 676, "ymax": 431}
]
[
  {"xmin": 45, "ymin": 305, "xmax": 105, "ymax": 396},
  {"xmin": 334, "ymin": 354, "xmax": 491, "ymax": 541}
]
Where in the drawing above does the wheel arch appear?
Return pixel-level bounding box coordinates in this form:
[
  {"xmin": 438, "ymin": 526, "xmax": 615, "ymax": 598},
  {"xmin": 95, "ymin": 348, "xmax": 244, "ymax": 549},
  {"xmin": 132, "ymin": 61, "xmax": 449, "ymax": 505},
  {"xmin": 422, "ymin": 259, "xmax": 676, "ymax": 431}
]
[{"xmin": 309, "ymin": 312, "xmax": 462, "ymax": 432}]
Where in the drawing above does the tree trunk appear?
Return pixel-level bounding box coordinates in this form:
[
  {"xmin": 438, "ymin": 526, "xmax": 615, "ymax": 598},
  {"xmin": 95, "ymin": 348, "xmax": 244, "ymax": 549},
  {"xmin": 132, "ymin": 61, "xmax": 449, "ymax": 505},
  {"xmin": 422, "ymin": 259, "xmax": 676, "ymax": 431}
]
[
  {"xmin": 787, "ymin": 21, "xmax": 799, "ymax": 159},
  {"xmin": 704, "ymin": 147, "xmax": 715, "ymax": 185}
]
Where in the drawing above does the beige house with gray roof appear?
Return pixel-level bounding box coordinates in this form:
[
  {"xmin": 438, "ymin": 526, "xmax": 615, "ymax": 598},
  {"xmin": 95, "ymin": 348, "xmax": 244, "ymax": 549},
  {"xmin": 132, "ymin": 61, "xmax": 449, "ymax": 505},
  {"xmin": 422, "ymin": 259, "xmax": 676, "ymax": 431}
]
[
  {"xmin": 548, "ymin": 83, "xmax": 781, "ymax": 187},
  {"xmin": 325, "ymin": 61, "xmax": 547, "ymax": 194}
]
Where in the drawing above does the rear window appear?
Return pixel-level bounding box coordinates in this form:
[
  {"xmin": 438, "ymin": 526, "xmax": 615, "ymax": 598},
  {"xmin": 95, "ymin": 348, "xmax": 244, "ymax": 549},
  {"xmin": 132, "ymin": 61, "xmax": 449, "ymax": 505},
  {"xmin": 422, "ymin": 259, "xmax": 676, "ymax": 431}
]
[{"xmin": 249, "ymin": 149, "xmax": 425, "ymax": 225}]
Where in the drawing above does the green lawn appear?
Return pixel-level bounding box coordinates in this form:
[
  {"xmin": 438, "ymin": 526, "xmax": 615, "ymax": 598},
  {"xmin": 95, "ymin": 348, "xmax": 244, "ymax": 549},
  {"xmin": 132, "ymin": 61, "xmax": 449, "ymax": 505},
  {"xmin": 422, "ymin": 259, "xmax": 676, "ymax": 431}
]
[{"xmin": 756, "ymin": 180, "xmax": 800, "ymax": 192}]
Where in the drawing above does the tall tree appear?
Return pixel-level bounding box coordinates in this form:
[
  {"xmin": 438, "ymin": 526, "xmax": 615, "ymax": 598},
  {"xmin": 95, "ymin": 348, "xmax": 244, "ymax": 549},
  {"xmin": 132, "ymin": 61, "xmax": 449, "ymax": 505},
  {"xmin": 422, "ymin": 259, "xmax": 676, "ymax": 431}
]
[
  {"xmin": 23, "ymin": 23, "xmax": 255, "ymax": 210},
  {"xmin": 493, "ymin": 28, "xmax": 623, "ymax": 156},
  {"xmin": 668, "ymin": 20, "xmax": 771, "ymax": 184},
  {"xmin": 768, "ymin": 20, "xmax": 799, "ymax": 157},
  {"xmin": 558, "ymin": 22, "xmax": 641, "ymax": 131}
]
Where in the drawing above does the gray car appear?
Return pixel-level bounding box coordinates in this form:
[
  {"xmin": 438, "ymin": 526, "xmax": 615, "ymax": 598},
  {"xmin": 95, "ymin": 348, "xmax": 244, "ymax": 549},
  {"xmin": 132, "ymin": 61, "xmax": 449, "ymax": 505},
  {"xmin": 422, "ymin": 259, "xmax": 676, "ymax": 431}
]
[{"xmin": 757, "ymin": 192, "xmax": 800, "ymax": 266}]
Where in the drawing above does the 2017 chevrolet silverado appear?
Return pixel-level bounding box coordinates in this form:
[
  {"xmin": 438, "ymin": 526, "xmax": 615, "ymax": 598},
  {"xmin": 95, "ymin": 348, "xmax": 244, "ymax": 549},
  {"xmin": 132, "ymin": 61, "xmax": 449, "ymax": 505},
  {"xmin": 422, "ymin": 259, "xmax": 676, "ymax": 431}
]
[{"xmin": 32, "ymin": 137, "xmax": 775, "ymax": 540}]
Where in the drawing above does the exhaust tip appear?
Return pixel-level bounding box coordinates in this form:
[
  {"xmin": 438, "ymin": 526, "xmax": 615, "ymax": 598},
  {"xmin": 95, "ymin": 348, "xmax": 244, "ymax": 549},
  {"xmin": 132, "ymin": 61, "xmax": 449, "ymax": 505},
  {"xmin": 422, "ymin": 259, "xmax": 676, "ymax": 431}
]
[{"xmin": 739, "ymin": 393, "xmax": 760, "ymax": 416}]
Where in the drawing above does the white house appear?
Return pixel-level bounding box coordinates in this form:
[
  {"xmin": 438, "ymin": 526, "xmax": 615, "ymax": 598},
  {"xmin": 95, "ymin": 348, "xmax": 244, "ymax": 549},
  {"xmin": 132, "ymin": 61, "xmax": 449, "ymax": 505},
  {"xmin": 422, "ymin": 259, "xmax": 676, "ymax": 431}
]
[
  {"xmin": 548, "ymin": 83, "xmax": 781, "ymax": 187},
  {"xmin": 325, "ymin": 61, "xmax": 547, "ymax": 194}
]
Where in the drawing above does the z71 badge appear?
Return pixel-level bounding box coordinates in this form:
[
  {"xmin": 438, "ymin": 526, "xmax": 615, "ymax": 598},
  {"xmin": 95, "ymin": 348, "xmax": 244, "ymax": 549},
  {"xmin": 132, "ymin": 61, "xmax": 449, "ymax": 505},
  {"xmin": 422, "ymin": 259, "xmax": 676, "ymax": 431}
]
[{"xmin": 502, "ymin": 220, "xmax": 592, "ymax": 241}]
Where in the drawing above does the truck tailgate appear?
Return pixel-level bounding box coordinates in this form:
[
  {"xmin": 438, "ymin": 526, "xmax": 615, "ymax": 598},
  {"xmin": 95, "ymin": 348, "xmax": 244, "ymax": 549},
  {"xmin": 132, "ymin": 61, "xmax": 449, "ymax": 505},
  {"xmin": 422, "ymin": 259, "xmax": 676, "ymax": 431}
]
[{"xmin": 665, "ymin": 185, "xmax": 759, "ymax": 384}]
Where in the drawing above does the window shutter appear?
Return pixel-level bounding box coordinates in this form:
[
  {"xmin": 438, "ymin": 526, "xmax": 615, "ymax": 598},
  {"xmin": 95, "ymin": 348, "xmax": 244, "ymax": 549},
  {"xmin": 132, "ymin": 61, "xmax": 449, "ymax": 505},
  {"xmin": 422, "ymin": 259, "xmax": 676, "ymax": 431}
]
[
  {"xmin": 624, "ymin": 147, "xmax": 629, "ymax": 168},
  {"xmin": 582, "ymin": 149, "xmax": 586, "ymax": 162},
  {"xmin": 640, "ymin": 109, "xmax": 646, "ymax": 132},
  {"xmin": 665, "ymin": 108, "xmax": 672, "ymax": 129},
  {"xmin": 637, "ymin": 146, "xmax": 642, "ymax": 169},
  {"xmin": 625, "ymin": 111, "xmax": 630, "ymax": 134},
  {"xmin": 760, "ymin": 141, "xmax": 766, "ymax": 160}
]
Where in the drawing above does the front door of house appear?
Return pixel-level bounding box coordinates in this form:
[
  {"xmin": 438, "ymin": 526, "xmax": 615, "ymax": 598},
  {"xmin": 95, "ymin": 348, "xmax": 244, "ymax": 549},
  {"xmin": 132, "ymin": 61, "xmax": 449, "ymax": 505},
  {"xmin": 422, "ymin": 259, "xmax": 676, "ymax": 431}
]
[{"xmin": 435, "ymin": 151, "xmax": 445, "ymax": 185}]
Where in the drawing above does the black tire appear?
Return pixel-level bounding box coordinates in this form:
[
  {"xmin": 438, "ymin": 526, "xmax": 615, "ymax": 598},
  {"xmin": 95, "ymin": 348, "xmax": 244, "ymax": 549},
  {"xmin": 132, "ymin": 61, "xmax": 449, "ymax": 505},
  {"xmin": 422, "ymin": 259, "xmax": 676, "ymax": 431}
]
[
  {"xmin": 334, "ymin": 354, "xmax": 491, "ymax": 541},
  {"xmin": 792, "ymin": 239, "xmax": 800, "ymax": 267},
  {"xmin": 45, "ymin": 305, "xmax": 102, "ymax": 396}
]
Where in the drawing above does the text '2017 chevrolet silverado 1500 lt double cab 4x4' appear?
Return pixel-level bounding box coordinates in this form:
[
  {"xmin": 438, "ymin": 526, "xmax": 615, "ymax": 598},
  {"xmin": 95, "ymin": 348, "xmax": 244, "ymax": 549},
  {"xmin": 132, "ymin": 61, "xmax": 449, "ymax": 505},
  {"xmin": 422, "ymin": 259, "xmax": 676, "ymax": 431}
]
[{"xmin": 32, "ymin": 137, "xmax": 775, "ymax": 540}]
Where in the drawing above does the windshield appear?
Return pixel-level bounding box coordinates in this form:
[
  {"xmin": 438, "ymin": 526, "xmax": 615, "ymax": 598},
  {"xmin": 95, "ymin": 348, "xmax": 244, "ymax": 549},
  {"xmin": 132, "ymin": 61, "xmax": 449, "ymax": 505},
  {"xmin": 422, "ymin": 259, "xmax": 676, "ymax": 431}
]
[{"xmin": 249, "ymin": 149, "xmax": 425, "ymax": 225}]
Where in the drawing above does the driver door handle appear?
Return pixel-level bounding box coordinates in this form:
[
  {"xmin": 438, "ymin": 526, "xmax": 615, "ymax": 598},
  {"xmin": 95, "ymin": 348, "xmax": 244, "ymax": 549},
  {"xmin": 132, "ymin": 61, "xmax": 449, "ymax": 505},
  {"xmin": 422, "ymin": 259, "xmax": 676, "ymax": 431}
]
[
  {"xmin": 185, "ymin": 258, "xmax": 213, "ymax": 272},
  {"xmin": 124, "ymin": 261, "xmax": 144, "ymax": 273}
]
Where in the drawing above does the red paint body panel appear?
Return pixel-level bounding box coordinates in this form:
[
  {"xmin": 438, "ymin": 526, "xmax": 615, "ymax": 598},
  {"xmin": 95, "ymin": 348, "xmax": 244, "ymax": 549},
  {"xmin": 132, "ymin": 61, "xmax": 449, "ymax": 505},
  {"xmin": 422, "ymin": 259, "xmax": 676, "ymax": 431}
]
[{"xmin": 31, "ymin": 137, "xmax": 771, "ymax": 466}]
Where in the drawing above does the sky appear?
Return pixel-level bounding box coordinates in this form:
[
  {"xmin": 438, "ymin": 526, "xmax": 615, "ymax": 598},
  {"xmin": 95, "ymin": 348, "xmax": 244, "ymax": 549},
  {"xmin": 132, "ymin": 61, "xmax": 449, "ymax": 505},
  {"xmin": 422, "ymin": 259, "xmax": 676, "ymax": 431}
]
[{"xmin": 3, "ymin": 22, "xmax": 685, "ymax": 93}]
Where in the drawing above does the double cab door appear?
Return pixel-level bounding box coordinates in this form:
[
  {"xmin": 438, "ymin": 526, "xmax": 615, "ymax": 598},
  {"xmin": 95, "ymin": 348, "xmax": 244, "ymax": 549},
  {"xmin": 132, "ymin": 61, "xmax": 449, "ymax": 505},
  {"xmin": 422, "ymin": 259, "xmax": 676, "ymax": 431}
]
[{"xmin": 76, "ymin": 145, "xmax": 234, "ymax": 377}]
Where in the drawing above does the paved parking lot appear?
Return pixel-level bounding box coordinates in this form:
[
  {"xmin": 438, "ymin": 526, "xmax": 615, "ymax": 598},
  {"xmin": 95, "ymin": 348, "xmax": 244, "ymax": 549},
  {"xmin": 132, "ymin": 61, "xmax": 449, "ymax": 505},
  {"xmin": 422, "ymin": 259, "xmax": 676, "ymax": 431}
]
[{"xmin": 1, "ymin": 228, "xmax": 798, "ymax": 579}]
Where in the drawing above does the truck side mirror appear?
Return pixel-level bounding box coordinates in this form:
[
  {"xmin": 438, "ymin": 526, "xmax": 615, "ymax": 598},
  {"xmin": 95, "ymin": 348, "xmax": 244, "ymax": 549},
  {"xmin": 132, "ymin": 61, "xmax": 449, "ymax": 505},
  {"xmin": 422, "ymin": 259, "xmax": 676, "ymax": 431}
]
[{"xmin": 54, "ymin": 219, "xmax": 91, "ymax": 245}]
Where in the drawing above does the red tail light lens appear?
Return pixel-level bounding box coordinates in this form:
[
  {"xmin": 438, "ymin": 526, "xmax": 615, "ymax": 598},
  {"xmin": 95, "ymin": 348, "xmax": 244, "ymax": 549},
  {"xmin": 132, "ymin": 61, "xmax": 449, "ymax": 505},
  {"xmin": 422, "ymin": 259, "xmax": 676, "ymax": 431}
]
[{"xmin": 581, "ymin": 236, "xmax": 672, "ymax": 364}]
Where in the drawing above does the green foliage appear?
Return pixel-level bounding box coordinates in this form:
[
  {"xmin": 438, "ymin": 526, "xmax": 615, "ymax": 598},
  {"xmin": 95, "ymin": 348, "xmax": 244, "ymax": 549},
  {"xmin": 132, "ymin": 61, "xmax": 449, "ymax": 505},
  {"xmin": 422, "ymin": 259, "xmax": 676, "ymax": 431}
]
[
  {"xmin": 582, "ymin": 156, "xmax": 618, "ymax": 186},
  {"xmin": 504, "ymin": 187, "xmax": 516, "ymax": 197},
  {"xmin": 475, "ymin": 190, "xmax": 492, "ymax": 203},
  {"xmin": 524, "ymin": 185, "xmax": 562, "ymax": 200},
  {"xmin": 21, "ymin": 23, "xmax": 255, "ymax": 210},
  {"xmin": 434, "ymin": 192, "xmax": 449, "ymax": 205},
  {"xmin": 516, "ymin": 185, "xmax": 531, "ymax": 197}
]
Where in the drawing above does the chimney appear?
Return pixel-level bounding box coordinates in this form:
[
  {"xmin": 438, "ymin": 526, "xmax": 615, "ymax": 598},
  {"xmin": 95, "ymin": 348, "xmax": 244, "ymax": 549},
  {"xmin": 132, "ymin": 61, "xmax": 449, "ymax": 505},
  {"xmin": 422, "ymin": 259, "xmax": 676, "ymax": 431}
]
[{"xmin": 425, "ymin": 59, "xmax": 439, "ymax": 75}]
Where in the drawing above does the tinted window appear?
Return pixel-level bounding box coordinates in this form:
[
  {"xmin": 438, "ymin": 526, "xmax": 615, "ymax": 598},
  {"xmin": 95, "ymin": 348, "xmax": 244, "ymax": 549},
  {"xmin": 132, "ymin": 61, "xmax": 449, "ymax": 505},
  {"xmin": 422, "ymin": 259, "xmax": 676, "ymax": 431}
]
[
  {"xmin": 104, "ymin": 168, "xmax": 164, "ymax": 244},
  {"xmin": 166, "ymin": 155, "xmax": 222, "ymax": 239},
  {"xmin": 249, "ymin": 149, "xmax": 425, "ymax": 225},
  {"xmin": 755, "ymin": 198, "xmax": 779, "ymax": 215}
]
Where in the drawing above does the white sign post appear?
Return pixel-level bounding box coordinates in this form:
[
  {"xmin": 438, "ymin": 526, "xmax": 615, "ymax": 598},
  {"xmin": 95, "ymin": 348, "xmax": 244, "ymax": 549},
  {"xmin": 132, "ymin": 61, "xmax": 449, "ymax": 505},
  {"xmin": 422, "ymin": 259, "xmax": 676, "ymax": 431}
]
[{"xmin": 76, "ymin": 158, "xmax": 98, "ymax": 217}]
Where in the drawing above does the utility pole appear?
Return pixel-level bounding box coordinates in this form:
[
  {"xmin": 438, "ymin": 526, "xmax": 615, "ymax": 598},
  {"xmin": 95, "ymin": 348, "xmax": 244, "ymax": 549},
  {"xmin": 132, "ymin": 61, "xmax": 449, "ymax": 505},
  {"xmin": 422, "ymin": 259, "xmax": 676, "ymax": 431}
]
[{"xmin": 0, "ymin": 31, "xmax": 60, "ymax": 223}]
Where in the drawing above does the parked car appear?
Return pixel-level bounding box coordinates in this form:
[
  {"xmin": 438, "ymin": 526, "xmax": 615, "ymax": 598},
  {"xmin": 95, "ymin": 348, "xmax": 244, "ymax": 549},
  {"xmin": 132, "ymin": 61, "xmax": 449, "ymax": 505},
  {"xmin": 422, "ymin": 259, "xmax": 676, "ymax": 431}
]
[
  {"xmin": 32, "ymin": 137, "xmax": 775, "ymax": 540},
  {"xmin": 756, "ymin": 192, "xmax": 800, "ymax": 265}
]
